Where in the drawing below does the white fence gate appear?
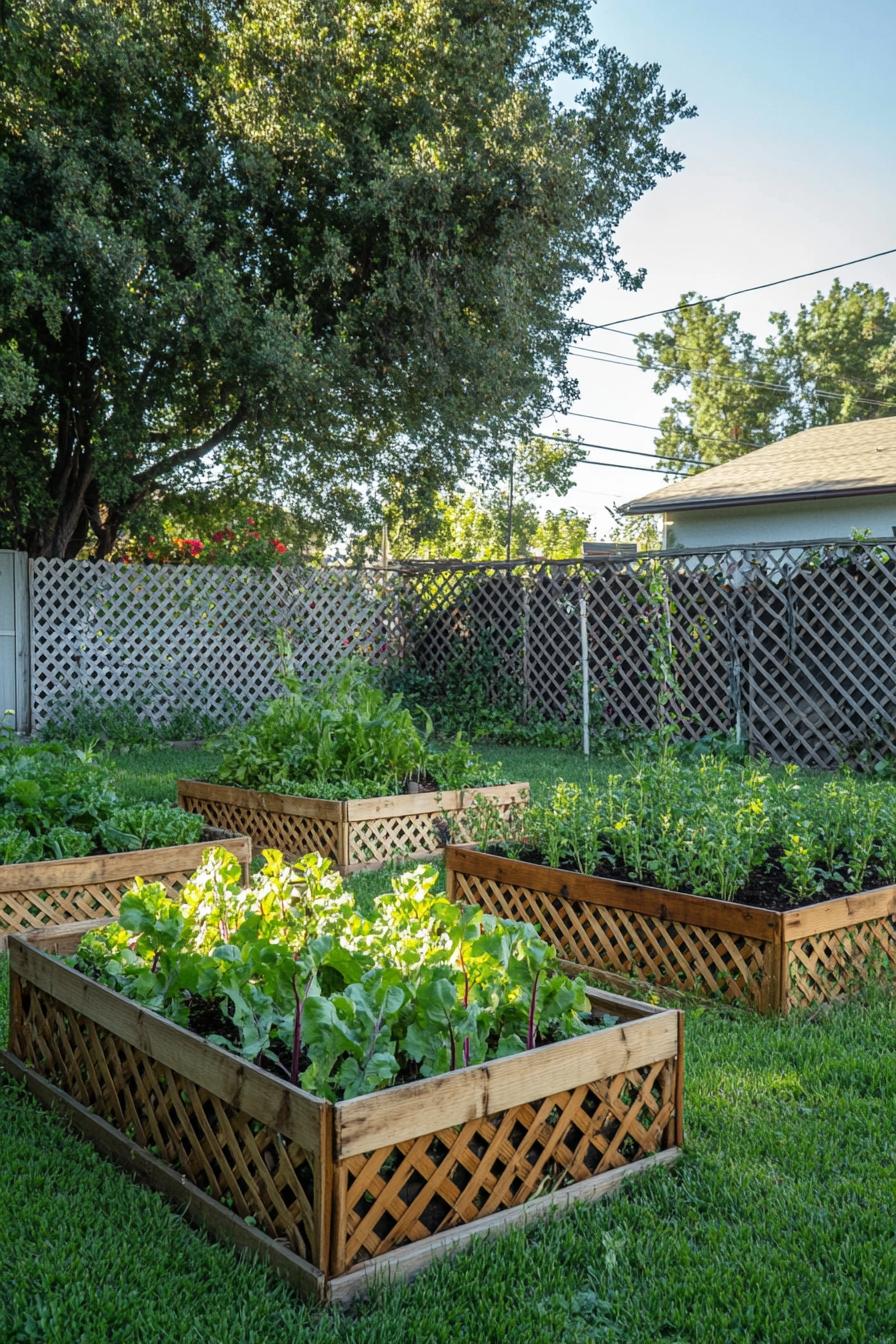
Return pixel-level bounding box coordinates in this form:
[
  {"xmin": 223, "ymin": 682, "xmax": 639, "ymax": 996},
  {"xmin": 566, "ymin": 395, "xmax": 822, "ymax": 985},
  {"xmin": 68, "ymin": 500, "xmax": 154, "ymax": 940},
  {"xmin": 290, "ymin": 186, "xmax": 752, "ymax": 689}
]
[{"xmin": 0, "ymin": 551, "xmax": 29, "ymax": 732}]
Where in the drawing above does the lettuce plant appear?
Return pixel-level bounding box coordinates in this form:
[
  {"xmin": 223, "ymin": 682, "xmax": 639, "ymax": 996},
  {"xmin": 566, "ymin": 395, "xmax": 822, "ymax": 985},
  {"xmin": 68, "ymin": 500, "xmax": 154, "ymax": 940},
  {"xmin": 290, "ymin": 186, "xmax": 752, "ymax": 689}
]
[
  {"xmin": 0, "ymin": 737, "xmax": 206, "ymax": 863},
  {"xmin": 70, "ymin": 849, "xmax": 598, "ymax": 1100}
]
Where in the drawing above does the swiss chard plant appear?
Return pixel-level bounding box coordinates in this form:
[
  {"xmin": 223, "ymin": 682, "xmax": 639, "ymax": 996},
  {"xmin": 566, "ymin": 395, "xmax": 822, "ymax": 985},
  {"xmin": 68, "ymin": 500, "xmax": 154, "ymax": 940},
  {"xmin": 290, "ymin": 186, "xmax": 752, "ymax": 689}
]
[{"xmin": 69, "ymin": 848, "xmax": 602, "ymax": 1100}]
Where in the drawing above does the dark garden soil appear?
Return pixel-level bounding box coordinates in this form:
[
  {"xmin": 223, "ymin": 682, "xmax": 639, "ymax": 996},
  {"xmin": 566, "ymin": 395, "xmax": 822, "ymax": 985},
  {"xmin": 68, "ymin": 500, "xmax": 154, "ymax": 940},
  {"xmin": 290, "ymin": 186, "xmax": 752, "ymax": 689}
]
[{"xmin": 487, "ymin": 845, "xmax": 893, "ymax": 912}]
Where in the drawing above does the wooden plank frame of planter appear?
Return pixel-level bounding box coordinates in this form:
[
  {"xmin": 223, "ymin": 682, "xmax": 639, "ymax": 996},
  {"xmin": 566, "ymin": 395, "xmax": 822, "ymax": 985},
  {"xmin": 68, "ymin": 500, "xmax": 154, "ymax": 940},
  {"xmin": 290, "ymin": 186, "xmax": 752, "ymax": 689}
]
[
  {"xmin": 3, "ymin": 923, "xmax": 683, "ymax": 1303},
  {"xmin": 176, "ymin": 779, "xmax": 529, "ymax": 874},
  {"xmin": 445, "ymin": 844, "xmax": 896, "ymax": 1014},
  {"xmin": 0, "ymin": 828, "xmax": 251, "ymax": 949}
]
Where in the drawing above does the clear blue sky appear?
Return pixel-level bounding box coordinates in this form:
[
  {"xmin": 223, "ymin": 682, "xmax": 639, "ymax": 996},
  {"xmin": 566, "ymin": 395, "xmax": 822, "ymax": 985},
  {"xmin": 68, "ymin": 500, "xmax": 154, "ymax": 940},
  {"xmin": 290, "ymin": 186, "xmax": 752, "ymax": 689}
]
[{"xmin": 547, "ymin": 0, "xmax": 896, "ymax": 535}]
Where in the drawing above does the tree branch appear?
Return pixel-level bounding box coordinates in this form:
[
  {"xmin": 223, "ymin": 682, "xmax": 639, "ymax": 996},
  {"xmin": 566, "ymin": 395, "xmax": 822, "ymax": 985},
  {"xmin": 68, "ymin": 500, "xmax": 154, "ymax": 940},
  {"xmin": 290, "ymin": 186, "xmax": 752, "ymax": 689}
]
[{"xmin": 132, "ymin": 405, "xmax": 248, "ymax": 488}]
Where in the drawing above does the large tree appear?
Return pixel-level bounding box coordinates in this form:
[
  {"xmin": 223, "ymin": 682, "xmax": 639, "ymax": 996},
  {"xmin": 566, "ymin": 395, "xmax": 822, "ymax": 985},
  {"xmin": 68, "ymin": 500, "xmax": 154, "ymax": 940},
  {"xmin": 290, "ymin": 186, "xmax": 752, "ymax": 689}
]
[
  {"xmin": 635, "ymin": 280, "xmax": 896, "ymax": 473},
  {"xmin": 0, "ymin": 0, "xmax": 691, "ymax": 557}
]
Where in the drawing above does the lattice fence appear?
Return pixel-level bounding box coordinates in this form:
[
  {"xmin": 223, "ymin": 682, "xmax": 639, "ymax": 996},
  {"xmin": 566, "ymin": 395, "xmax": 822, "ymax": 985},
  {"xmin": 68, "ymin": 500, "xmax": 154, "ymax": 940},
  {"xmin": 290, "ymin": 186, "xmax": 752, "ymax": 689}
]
[
  {"xmin": 26, "ymin": 541, "xmax": 896, "ymax": 766},
  {"xmin": 398, "ymin": 541, "xmax": 896, "ymax": 768},
  {"xmin": 30, "ymin": 558, "xmax": 401, "ymax": 730}
]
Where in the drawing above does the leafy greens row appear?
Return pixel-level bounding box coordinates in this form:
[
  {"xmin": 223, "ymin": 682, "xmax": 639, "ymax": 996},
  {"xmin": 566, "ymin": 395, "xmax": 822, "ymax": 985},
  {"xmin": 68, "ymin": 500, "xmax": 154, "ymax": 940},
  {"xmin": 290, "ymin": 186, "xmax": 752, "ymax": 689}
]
[{"xmin": 70, "ymin": 848, "xmax": 600, "ymax": 1100}]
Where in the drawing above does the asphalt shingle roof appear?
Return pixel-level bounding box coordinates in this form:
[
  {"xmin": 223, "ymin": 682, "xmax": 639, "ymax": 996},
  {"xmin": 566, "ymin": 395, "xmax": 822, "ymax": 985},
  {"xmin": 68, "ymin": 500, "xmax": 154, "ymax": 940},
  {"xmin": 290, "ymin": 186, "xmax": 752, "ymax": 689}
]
[{"xmin": 622, "ymin": 417, "xmax": 896, "ymax": 514}]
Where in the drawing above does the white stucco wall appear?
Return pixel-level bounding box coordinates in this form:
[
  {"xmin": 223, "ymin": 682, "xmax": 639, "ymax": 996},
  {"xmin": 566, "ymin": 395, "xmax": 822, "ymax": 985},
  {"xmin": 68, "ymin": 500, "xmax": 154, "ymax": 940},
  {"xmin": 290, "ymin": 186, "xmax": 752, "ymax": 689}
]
[{"xmin": 664, "ymin": 492, "xmax": 896, "ymax": 550}]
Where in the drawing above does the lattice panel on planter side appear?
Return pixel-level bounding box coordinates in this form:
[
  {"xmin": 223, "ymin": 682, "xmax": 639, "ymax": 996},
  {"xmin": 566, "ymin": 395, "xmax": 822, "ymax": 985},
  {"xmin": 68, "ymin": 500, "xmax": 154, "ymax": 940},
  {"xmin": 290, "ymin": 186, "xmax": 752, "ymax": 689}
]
[
  {"xmin": 346, "ymin": 791, "xmax": 528, "ymax": 870},
  {"xmin": 13, "ymin": 979, "xmax": 320, "ymax": 1260},
  {"xmin": 334, "ymin": 1059, "xmax": 675, "ymax": 1271},
  {"xmin": 786, "ymin": 917, "xmax": 896, "ymax": 1007},
  {"xmin": 452, "ymin": 869, "xmax": 769, "ymax": 1008},
  {"xmin": 0, "ymin": 834, "xmax": 250, "ymax": 945},
  {"xmin": 178, "ymin": 791, "xmax": 341, "ymax": 864},
  {"xmin": 347, "ymin": 813, "xmax": 445, "ymax": 869}
]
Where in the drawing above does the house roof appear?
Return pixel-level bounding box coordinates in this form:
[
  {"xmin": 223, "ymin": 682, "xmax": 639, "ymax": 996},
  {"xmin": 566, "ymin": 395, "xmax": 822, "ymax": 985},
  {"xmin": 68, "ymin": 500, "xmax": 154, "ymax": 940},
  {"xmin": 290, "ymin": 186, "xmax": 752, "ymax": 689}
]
[{"xmin": 621, "ymin": 417, "xmax": 896, "ymax": 515}]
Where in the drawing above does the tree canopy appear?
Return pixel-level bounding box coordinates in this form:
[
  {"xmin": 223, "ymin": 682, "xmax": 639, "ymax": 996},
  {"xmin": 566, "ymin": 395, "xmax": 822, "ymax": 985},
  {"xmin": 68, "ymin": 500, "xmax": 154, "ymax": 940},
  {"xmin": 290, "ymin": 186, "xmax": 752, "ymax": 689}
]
[
  {"xmin": 635, "ymin": 280, "xmax": 896, "ymax": 473},
  {"xmin": 0, "ymin": 0, "xmax": 691, "ymax": 557},
  {"xmin": 373, "ymin": 435, "xmax": 590, "ymax": 561}
]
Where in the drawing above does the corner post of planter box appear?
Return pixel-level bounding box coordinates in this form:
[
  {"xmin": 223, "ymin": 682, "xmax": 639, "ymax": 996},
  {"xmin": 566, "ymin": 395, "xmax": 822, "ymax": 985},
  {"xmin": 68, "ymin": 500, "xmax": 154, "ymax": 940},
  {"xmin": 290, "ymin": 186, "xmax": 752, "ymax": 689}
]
[
  {"xmin": 313, "ymin": 1099, "xmax": 336, "ymax": 1279},
  {"xmin": 6, "ymin": 959, "xmax": 23, "ymax": 1058},
  {"xmin": 444, "ymin": 846, "xmax": 457, "ymax": 904},
  {"xmin": 674, "ymin": 1009, "xmax": 685, "ymax": 1147},
  {"xmin": 758, "ymin": 915, "xmax": 787, "ymax": 1014},
  {"xmin": 329, "ymin": 1142, "xmax": 351, "ymax": 1280},
  {"xmin": 234, "ymin": 839, "xmax": 251, "ymax": 886},
  {"xmin": 336, "ymin": 801, "xmax": 351, "ymax": 873}
]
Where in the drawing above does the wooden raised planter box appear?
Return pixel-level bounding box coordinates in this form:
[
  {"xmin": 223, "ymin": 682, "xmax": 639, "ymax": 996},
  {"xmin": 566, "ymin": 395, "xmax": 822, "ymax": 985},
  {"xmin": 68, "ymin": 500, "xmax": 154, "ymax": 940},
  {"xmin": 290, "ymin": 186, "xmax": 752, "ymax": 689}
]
[
  {"xmin": 0, "ymin": 829, "xmax": 251, "ymax": 949},
  {"xmin": 177, "ymin": 779, "xmax": 529, "ymax": 873},
  {"xmin": 3, "ymin": 923, "xmax": 683, "ymax": 1303},
  {"xmin": 445, "ymin": 845, "xmax": 896, "ymax": 1014}
]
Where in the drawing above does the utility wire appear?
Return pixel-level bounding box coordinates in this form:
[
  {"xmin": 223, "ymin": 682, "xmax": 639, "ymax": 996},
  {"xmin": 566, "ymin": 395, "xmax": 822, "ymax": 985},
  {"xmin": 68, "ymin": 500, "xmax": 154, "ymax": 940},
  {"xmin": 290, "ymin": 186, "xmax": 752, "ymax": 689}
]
[
  {"xmin": 584, "ymin": 459, "xmax": 688, "ymax": 477},
  {"xmin": 580, "ymin": 325, "xmax": 896, "ymax": 401},
  {"xmin": 569, "ymin": 348, "xmax": 896, "ymax": 412},
  {"xmin": 558, "ymin": 409, "xmax": 765, "ymax": 451},
  {"xmin": 540, "ymin": 432, "xmax": 703, "ymax": 468},
  {"xmin": 581, "ymin": 246, "xmax": 896, "ymax": 331}
]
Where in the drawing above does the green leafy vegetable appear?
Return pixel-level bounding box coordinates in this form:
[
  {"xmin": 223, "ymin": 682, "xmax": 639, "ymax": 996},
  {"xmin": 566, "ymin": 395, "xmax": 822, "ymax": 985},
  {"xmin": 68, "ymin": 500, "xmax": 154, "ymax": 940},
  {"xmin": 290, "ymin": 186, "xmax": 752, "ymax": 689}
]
[
  {"xmin": 215, "ymin": 658, "xmax": 502, "ymax": 798},
  {"xmin": 69, "ymin": 848, "xmax": 597, "ymax": 1100},
  {"xmin": 0, "ymin": 736, "xmax": 206, "ymax": 863}
]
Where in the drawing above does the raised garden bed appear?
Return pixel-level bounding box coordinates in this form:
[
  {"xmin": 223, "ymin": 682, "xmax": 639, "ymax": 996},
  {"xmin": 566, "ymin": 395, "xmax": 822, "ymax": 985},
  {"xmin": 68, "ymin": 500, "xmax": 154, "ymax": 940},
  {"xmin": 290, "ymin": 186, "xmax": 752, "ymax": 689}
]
[
  {"xmin": 177, "ymin": 779, "xmax": 528, "ymax": 873},
  {"xmin": 3, "ymin": 922, "xmax": 682, "ymax": 1303},
  {"xmin": 445, "ymin": 845, "xmax": 896, "ymax": 1013},
  {"xmin": 0, "ymin": 829, "xmax": 251, "ymax": 948}
]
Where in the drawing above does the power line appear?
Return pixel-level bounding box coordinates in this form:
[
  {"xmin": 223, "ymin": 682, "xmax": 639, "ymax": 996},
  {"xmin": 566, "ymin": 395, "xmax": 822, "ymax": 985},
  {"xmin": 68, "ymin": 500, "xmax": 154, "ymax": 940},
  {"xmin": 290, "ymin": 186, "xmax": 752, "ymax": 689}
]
[
  {"xmin": 540, "ymin": 432, "xmax": 703, "ymax": 468},
  {"xmin": 558, "ymin": 409, "xmax": 765, "ymax": 451},
  {"xmin": 568, "ymin": 347, "xmax": 896, "ymax": 412},
  {"xmin": 584, "ymin": 459, "xmax": 688, "ymax": 477},
  {"xmin": 580, "ymin": 325, "xmax": 896, "ymax": 401},
  {"xmin": 581, "ymin": 245, "xmax": 896, "ymax": 331}
]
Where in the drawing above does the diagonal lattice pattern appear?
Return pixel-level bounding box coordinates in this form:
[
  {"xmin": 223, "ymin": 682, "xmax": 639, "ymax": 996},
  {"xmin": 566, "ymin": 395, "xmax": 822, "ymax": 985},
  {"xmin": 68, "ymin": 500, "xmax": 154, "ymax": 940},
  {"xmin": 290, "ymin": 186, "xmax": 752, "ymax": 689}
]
[
  {"xmin": 346, "ymin": 787, "xmax": 528, "ymax": 870},
  {"xmin": 787, "ymin": 919, "xmax": 896, "ymax": 1007},
  {"xmin": 0, "ymin": 833, "xmax": 249, "ymax": 944},
  {"xmin": 14, "ymin": 979, "xmax": 320, "ymax": 1260},
  {"xmin": 30, "ymin": 542, "xmax": 896, "ymax": 768},
  {"xmin": 30, "ymin": 558, "xmax": 400, "ymax": 730},
  {"xmin": 335, "ymin": 1059, "xmax": 675, "ymax": 1270},
  {"xmin": 397, "ymin": 544, "xmax": 896, "ymax": 766},
  {"xmin": 452, "ymin": 868, "xmax": 770, "ymax": 1008},
  {"xmin": 177, "ymin": 787, "xmax": 342, "ymax": 863}
]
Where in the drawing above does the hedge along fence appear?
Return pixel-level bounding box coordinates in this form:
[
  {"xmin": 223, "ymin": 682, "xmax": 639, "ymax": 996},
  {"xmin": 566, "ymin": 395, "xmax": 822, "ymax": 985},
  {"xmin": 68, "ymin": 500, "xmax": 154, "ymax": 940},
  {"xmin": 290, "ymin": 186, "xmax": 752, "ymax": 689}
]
[
  {"xmin": 0, "ymin": 829, "xmax": 251, "ymax": 949},
  {"xmin": 445, "ymin": 845, "xmax": 896, "ymax": 1013},
  {"xmin": 25, "ymin": 539, "xmax": 896, "ymax": 768},
  {"xmin": 176, "ymin": 779, "xmax": 528, "ymax": 873},
  {"xmin": 4, "ymin": 924, "xmax": 684, "ymax": 1303}
]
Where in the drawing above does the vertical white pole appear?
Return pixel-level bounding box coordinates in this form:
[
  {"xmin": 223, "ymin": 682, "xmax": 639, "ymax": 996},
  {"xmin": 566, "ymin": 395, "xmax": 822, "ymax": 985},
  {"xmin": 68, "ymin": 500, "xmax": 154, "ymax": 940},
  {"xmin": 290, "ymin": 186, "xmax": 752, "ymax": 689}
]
[{"xmin": 579, "ymin": 588, "xmax": 590, "ymax": 757}]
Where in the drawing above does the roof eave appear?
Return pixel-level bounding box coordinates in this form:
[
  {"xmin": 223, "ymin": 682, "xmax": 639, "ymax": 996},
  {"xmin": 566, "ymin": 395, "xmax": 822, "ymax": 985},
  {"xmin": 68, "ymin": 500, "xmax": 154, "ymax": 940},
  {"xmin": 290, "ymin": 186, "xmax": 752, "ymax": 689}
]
[{"xmin": 622, "ymin": 482, "xmax": 896, "ymax": 516}]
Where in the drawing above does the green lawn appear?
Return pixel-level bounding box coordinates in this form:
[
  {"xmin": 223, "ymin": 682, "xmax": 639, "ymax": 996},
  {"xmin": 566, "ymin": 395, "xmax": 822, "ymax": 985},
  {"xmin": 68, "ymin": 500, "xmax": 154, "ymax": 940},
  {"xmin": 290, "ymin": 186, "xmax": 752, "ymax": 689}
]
[
  {"xmin": 1, "ymin": 745, "xmax": 895, "ymax": 1341},
  {"xmin": 104, "ymin": 740, "xmax": 628, "ymax": 805}
]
